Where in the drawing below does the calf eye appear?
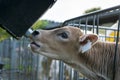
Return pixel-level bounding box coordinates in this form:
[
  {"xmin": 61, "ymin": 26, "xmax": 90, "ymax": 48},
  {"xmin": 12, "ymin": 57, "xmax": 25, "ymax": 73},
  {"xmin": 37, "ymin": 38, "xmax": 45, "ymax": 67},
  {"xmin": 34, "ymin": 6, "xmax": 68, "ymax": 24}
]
[{"xmin": 58, "ymin": 32, "xmax": 68, "ymax": 39}]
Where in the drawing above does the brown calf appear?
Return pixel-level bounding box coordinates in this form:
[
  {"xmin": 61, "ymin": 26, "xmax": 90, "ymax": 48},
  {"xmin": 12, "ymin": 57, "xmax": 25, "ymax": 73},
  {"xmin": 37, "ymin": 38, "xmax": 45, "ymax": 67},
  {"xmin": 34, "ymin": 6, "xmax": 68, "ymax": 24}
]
[{"xmin": 30, "ymin": 26, "xmax": 120, "ymax": 80}]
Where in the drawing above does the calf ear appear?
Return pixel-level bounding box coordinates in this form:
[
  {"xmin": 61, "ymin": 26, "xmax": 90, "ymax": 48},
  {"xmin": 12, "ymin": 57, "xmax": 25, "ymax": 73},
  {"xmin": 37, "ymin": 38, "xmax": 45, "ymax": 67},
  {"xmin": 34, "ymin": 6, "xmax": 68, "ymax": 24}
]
[{"xmin": 79, "ymin": 34, "xmax": 98, "ymax": 53}]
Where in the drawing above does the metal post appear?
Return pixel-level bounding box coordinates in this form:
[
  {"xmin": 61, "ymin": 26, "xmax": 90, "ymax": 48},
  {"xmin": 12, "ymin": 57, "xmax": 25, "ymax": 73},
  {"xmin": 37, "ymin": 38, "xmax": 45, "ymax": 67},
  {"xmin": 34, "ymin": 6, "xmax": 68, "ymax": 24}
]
[
  {"xmin": 79, "ymin": 19, "xmax": 81, "ymax": 28},
  {"xmin": 36, "ymin": 54, "xmax": 39, "ymax": 80},
  {"xmin": 112, "ymin": 13, "xmax": 120, "ymax": 80},
  {"xmin": 73, "ymin": 70, "xmax": 79, "ymax": 80},
  {"xmin": 59, "ymin": 61, "xmax": 64, "ymax": 80},
  {"xmin": 85, "ymin": 17, "xmax": 88, "ymax": 34},
  {"xmin": 70, "ymin": 68, "xmax": 73, "ymax": 80},
  {"xmin": 93, "ymin": 15, "xmax": 96, "ymax": 33},
  {"xmin": 96, "ymin": 15, "xmax": 99, "ymax": 35}
]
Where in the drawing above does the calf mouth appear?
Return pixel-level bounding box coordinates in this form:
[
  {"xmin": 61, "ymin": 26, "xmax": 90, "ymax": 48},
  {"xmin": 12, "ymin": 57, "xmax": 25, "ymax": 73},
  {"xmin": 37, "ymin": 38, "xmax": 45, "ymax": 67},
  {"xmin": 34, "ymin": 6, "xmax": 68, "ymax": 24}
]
[{"xmin": 30, "ymin": 42, "xmax": 40, "ymax": 47}]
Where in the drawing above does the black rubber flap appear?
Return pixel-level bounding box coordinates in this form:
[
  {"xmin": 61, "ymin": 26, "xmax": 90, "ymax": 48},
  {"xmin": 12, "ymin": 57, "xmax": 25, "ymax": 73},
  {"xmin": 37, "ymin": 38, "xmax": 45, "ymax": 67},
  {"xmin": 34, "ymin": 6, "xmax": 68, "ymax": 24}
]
[{"xmin": 0, "ymin": 0, "xmax": 56, "ymax": 38}]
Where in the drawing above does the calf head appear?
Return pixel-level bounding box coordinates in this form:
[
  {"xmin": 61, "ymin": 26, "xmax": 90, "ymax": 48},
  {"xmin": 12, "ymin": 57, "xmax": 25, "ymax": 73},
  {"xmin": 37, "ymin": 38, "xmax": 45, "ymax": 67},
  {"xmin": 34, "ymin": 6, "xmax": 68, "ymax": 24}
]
[{"xmin": 30, "ymin": 26, "xmax": 98, "ymax": 61}]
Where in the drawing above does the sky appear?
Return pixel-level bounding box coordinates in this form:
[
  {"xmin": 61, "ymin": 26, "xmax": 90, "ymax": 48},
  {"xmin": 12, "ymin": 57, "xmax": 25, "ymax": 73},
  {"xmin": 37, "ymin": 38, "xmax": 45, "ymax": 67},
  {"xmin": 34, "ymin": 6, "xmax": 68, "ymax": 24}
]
[{"xmin": 40, "ymin": 0, "xmax": 120, "ymax": 22}]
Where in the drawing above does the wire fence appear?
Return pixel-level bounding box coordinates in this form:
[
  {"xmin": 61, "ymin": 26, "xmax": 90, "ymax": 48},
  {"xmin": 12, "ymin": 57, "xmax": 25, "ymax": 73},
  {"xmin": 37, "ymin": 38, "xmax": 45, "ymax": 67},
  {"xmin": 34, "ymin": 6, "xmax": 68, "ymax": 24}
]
[{"xmin": 0, "ymin": 38, "xmax": 39, "ymax": 80}]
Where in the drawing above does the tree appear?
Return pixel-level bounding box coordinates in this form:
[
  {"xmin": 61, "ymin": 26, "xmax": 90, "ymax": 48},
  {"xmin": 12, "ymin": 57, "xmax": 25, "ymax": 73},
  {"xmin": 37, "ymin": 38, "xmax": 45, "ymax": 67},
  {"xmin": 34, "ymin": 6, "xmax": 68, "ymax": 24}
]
[
  {"xmin": 84, "ymin": 7, "xmax": 101, "ymax": 14},
  {"xmin": 32, "ymin": 20, "xmax": 49, "ymax": 30},
  {"xmin": 0, "ymin": 27, "xmax": 10, "ymax": 41}
]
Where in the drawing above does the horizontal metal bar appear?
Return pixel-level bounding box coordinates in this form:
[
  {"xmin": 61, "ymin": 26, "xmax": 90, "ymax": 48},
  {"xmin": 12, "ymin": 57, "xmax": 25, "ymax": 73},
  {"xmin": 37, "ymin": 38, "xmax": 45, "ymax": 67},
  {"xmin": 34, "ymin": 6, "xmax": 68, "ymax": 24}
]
[
  {"xmin": 68, "ymin": 23, "xmax": 119, "ymax": 31},
  {"xmin": 99, "ymin": 36, "xmax": 120, "ymax": 38},
  {"xmin": 63, "ymin": 5, "xmax": 120, "ymax": 24}
]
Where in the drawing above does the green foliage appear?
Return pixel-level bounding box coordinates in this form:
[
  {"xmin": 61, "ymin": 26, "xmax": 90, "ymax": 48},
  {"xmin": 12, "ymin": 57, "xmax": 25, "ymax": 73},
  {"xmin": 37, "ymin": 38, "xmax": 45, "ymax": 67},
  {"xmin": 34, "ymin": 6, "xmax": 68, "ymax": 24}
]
[
  {"xmin": 18, "ymin": 65, "xmax": 32, "ymax": 74},
  {"xmin": 32, "ymin": 20, "xmax": 49, "ymax": 30},
  {"xmin": 2, "ymin": 58, "xmax": 11, "ymax": 69},
  {"xmin": 27, "ymin": 65, "xmax": 32, "ymax": 73},
  {"xmin": 0, "ymin": 27, "xmax": 10, "ymax": 41},
  {"xmin": 4, "ymin": 64, "xmax": 11, "ymax": 70},
  {"xmin": 84, "ymin": 7, "xmax": 101, "ymax": 14},
  {"xmin": 18, "ymin": 65, "xmax": 24, "ymax": 71}
]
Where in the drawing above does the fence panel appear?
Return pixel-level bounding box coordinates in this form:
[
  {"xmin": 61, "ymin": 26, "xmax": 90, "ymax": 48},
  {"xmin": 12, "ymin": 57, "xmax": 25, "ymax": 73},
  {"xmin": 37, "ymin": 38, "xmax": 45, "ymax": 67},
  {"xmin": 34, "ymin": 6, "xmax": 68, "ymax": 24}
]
[
  {"xmin": 0, "ymin": 38, "xmax": 39, "ymax": 80},
  {"xmin": 63, "ymin": 5, "xmax": 120, "ymax": 80}
]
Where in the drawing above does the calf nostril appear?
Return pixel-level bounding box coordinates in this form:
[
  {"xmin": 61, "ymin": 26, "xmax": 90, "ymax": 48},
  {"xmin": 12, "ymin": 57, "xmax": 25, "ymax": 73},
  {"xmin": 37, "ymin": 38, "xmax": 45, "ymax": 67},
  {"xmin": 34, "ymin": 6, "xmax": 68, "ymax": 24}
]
[{"xmin": 32, "ymin": 30, "xmax": 39, "ymax": 36}]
